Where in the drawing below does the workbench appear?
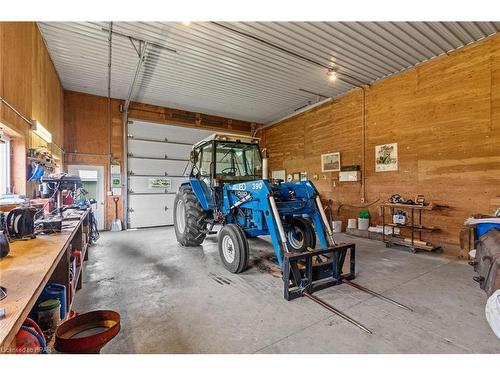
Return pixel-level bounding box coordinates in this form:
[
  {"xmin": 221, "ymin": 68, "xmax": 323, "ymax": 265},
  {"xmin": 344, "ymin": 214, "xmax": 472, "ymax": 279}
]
[{"xmin": 0, "ymin": 209, "xmax": 89, "ymax": 353}]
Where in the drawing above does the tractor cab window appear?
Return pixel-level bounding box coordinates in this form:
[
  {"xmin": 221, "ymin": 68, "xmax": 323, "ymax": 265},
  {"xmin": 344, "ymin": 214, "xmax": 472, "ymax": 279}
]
[
  {"xmin": 215, "ymin": 142, "xmax": 262, "ymax": 181},
  {"xmin": 197, "ymin": 143, "xmax": 213, "ymax": 178}
]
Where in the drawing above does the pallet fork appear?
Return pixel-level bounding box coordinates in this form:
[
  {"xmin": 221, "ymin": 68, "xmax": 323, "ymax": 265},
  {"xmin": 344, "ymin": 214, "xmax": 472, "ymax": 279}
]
[{"xmin": 283, "ymin": 243, "xmax": 413, "ymax": 334}]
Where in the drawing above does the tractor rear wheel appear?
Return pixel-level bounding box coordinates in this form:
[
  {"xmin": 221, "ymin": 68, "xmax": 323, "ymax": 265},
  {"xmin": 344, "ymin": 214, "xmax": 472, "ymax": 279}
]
[
  {"xmin": 174, "ymin": 186, "xmax": 207, "ymax": 246},
  {"xmin": 286, "ymin": 217, "xmax": 315, "ymax": 253},
  {"xmin": 218, "ymin": 224, "xmax": 249, "ymax": 273}
]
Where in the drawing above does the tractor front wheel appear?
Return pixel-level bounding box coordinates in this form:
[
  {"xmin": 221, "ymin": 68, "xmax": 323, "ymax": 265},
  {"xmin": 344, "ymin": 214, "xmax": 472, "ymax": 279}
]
[
  {"xmin": 286, "ymin": 217, "xmax": 315, "ymax": 253},
  {"xmin": 218, "ymin": 224, "xmax": 249, "ymax": 273},
  {"xmin": 174, "ymin": 186, "xmax": 207, "ymax": 246}
]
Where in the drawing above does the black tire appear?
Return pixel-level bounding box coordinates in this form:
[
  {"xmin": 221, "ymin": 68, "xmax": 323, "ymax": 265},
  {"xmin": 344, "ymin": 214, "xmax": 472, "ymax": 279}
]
[
  {"xmin": 285, "ymin": 217, "xmax": 315, "ymax": 253},
  {"xmin": 174, "ymin": 186, "xmax": 207, "ymax": 246},
  {"xmin": 305, "ymin": 218, "xmax": 317, "ymax": 250},
  {"xmin": 218, "ymin": 224, "xmax": 249, "ymax": 273}
]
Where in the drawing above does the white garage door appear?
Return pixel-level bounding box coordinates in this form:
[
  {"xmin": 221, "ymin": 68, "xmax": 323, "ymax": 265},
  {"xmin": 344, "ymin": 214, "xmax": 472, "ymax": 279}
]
[{"xmin": 127, "ymin": 120, "xmax": 213, "ymax": 228}]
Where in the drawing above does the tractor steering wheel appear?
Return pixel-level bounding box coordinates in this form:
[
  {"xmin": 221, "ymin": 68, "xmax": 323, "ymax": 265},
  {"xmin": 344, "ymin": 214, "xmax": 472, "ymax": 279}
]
[{"xmin": 221, "ymin": 166, "xmax": 237, "ymax": 175}]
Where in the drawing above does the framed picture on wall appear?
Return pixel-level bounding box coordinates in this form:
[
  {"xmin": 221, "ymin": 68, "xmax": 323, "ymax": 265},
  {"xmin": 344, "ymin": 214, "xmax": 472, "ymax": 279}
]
[
  {"xmin": 321, "ymin": 152, "xmax": 341, "ymax": 172},
  {"xmin": 375, "ymin": 143, "xmax": 398, "ymax": 172}
]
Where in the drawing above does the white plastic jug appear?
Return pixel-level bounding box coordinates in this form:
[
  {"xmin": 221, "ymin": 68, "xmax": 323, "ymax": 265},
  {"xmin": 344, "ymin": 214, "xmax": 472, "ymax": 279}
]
[
  {"xmin": 347, "ymin": 219, "xmax": 357, "ymax": 229},
  {"xmin": 332, "ymin": 221, "xmax": 342, "ymax": 233},
  {"xmin": 358, "ymin": 218, "xmax": 370, "ymax": 231}
]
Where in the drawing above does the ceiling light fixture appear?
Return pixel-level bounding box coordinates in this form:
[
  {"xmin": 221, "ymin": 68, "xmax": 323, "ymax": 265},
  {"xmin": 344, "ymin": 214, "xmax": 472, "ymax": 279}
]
[
  {"xmin": 327, "ymin": 69, "xmax": 337, "ymax": 82},
  {"xmin": 182, "ymin": 21, "xmax": 191, "ymax": 26}
]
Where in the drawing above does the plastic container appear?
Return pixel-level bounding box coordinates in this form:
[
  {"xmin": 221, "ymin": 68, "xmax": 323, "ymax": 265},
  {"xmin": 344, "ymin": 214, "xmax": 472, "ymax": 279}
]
[
  {"xmin": 37, "ymin": 299, "xmax": 61, "ymax": 339},
  {"xmin": 15, "ymin": 318, "xmax": 47, "ymax": 354},
  {"xmin": 358, "ymin": 218, "xmax": 370, "ymax": 231},
  {"xmin": 393, "ymin": 211, "xmax": 407, "ymax": 225},
  {"xmin": 477, "ymin": 223, "xmax": 500, "ymax": 237},
  {"xmin": 55, "ymin": 310, "xmax": 121, "ymax": 354},
  {"xmin": 72, "ymin": 250, "xmax": 82, "ymax": 267},
  {"xmin": 41, "ymin": 283, "xmax": 67, "ymax": 320},
  {"xmin": 358, "ymin": 210, "xmax": 372, "ymax": 219},
  {"xmin": 332, "ymin": 220, "xmax": 342, "ymax": 233},
  {"xmin": 347, "ymin": 219, "xmax": 357, "ymax": 229}
]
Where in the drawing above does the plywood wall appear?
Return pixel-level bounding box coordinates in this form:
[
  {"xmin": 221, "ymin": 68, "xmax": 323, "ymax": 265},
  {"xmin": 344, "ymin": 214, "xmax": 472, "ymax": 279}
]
[
  {"xmin": 64, "ymin": 91, "xmax": 124, "ymax": 229},
  {"xmin": 0, "ymin": 22, "xmax": 64, "ymax": 194},
  {"xmin": 260, "ymin": 33, "xmax": 500, "ymax": 250}
]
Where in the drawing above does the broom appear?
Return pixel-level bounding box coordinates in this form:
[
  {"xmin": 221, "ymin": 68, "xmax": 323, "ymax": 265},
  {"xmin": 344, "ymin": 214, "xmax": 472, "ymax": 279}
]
[{"xmin": 111, "ymin": 197, "xmax": 123, "ymax": 231}]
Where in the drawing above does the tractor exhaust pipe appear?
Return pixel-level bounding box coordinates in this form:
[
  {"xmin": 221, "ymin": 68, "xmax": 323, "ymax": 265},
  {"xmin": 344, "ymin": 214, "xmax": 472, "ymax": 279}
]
[
  {"xmin": 262, "ymin": 157, "xmax": 268, "ymax": 180},
  {"xmin": 315, "ymin": 196, "xmax": 337, "ymax": 246}
]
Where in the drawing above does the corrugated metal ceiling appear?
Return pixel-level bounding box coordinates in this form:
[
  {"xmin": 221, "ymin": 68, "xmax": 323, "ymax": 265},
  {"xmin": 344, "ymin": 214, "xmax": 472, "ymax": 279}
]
[{"xmin": 37, "ymin": 22, "xmax": 500, "ymax": 123}]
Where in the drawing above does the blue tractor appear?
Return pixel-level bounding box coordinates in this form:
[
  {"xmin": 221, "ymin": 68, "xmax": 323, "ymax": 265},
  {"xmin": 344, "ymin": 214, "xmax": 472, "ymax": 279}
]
[{"xmin": 174, "ymin": 133, "xmax": 411, "ymax": 333}]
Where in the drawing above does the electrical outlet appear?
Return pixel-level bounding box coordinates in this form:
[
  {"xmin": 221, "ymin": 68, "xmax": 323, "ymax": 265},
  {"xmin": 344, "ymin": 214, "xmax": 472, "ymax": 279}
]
[{"xmin": 361, "ymin": 197, "xmax": 365, "ymax": 203}]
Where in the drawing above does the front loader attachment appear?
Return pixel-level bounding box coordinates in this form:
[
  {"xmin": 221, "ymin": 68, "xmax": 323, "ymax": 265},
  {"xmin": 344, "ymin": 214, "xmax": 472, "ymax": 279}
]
[
  {"xmin": 283, "ymin": 243, "xmax": 413, "ymax": 334},
  {"xmin": 283, "ymin": 243, "xmax": 355, "ymax": 300}
]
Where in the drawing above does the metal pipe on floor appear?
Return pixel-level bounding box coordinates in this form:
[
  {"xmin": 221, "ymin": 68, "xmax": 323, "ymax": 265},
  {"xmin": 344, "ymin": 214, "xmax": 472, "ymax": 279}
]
[
  {"xmin": 304, "ymin": 292, "xmax": 372, "ymax": 334},
  {"xmin": 342, "ymin": 280, "xmax": 413, "ymax": 312}
]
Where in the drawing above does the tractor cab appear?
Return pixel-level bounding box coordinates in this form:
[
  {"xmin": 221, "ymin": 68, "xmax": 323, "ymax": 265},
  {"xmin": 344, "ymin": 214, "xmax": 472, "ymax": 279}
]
[{"xmin": 189, "ymin": 133, "xmax": 263, "ymax": 187}]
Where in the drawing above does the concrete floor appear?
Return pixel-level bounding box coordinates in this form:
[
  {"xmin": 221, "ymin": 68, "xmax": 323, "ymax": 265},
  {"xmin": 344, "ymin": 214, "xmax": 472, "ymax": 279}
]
[{"xmin": 75, "ymin": 227, "xmax": 500, "ymax": 353}]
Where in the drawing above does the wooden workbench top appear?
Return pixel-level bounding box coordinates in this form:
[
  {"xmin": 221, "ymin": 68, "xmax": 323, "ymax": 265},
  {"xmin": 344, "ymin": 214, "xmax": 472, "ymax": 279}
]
[{"xmin": 0, "ymin": 209, "xmax": 88, "ymax": 351}]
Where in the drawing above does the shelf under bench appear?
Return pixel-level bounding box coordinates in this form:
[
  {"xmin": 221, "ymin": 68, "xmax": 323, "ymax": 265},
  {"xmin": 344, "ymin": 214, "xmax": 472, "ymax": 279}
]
[{"xmin": 0, "ymin": 208, "xmax": 90, "ymax": 353}]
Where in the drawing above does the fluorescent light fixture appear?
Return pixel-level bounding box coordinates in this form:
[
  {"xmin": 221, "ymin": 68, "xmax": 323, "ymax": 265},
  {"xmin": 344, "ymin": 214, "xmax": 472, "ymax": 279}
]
[
  {"xmin": 181, "ymin": 21, "xmax": 191, "ymax": 26},
  {"xmin": 32, "ymin": 121, "xmax": 52, "ymax": 143}
]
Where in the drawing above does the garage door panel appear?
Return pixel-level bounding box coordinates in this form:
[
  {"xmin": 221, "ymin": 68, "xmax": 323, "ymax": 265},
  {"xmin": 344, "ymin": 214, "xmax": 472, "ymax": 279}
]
[
  {"xmin": 127, "ymin": 120, "xmax": 212, "ymax": 228},
  {"xmin": 128, "ymin": 158, "xmax": 188, "ymax": 176},
  {"xmin": 128, "ymin": 194, "xmax": 175, "ymax": 227},
  {"xmin": 129, "ymin": 176, "xmax": 187, "ymax": 194},
  {"xmin": 128, "ymin": 121, "xmax": 213, "ymax": 143},
  {"xmin": 128, "ymin": 140, "xmax": 192, "ymax": 160}
]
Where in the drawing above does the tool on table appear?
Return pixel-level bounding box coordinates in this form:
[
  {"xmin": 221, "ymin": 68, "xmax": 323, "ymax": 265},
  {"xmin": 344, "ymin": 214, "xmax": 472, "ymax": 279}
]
[
  {"xmin": 37, "ymin": 217, "xmax": 62, "ymax": 233},
  {"xmin": 415, "ymin": 194, "xmax": 425, "ymax": 205},
  {"xmin": 6, "ymin": 207, "xmax": 36, "ymax": 239},
  {"xmin": 40, "ymin": 174, "xmax": 82, "ymax": 216},
  {"xmin": 110, "ymin": 197, "xmax": 122, "ymax": 232},
  {"xmin": 0, "ymin": 286, "xmax": 7, "ymax": 301},
  {"xmin": 0, "ymin": 212, "xmax": 10, "ymax": 257}
]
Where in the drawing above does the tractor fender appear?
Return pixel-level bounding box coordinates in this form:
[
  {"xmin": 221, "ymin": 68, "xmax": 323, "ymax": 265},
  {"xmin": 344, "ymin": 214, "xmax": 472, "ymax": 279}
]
[{"xmin": 181, "ymin": 179, "xmax": 215, "ymax": 211}]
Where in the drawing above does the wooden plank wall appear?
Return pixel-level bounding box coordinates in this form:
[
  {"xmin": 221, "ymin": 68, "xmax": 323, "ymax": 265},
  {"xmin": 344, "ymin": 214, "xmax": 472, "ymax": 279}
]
[
  {"xmin": 0, "ymin": 22, "xmax": 64, "ymax": 195},
  {"xmin": 63, "ymin": 91, "xmax": 256, "ymax": 229},
  {"xmin": 260, "ymin": 33, "xmax": 500, "ymax": 251},
  {"xmin": 64, "ymin": 91, "xmax": 124, "ymax": 229}
]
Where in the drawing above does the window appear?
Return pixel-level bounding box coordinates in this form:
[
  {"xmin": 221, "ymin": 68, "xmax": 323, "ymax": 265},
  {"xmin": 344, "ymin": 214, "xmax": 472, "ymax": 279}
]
[
  {"xmin": 0, "ymin": 136, "xmax": 11, "ymax": 195},
  {"xmin": 198, "ymin": 143, "xmax": 213, "ymax": 178},
  {"xmin": 215, "ymin": 142, "xmax": 262, "ymax": 181}
]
